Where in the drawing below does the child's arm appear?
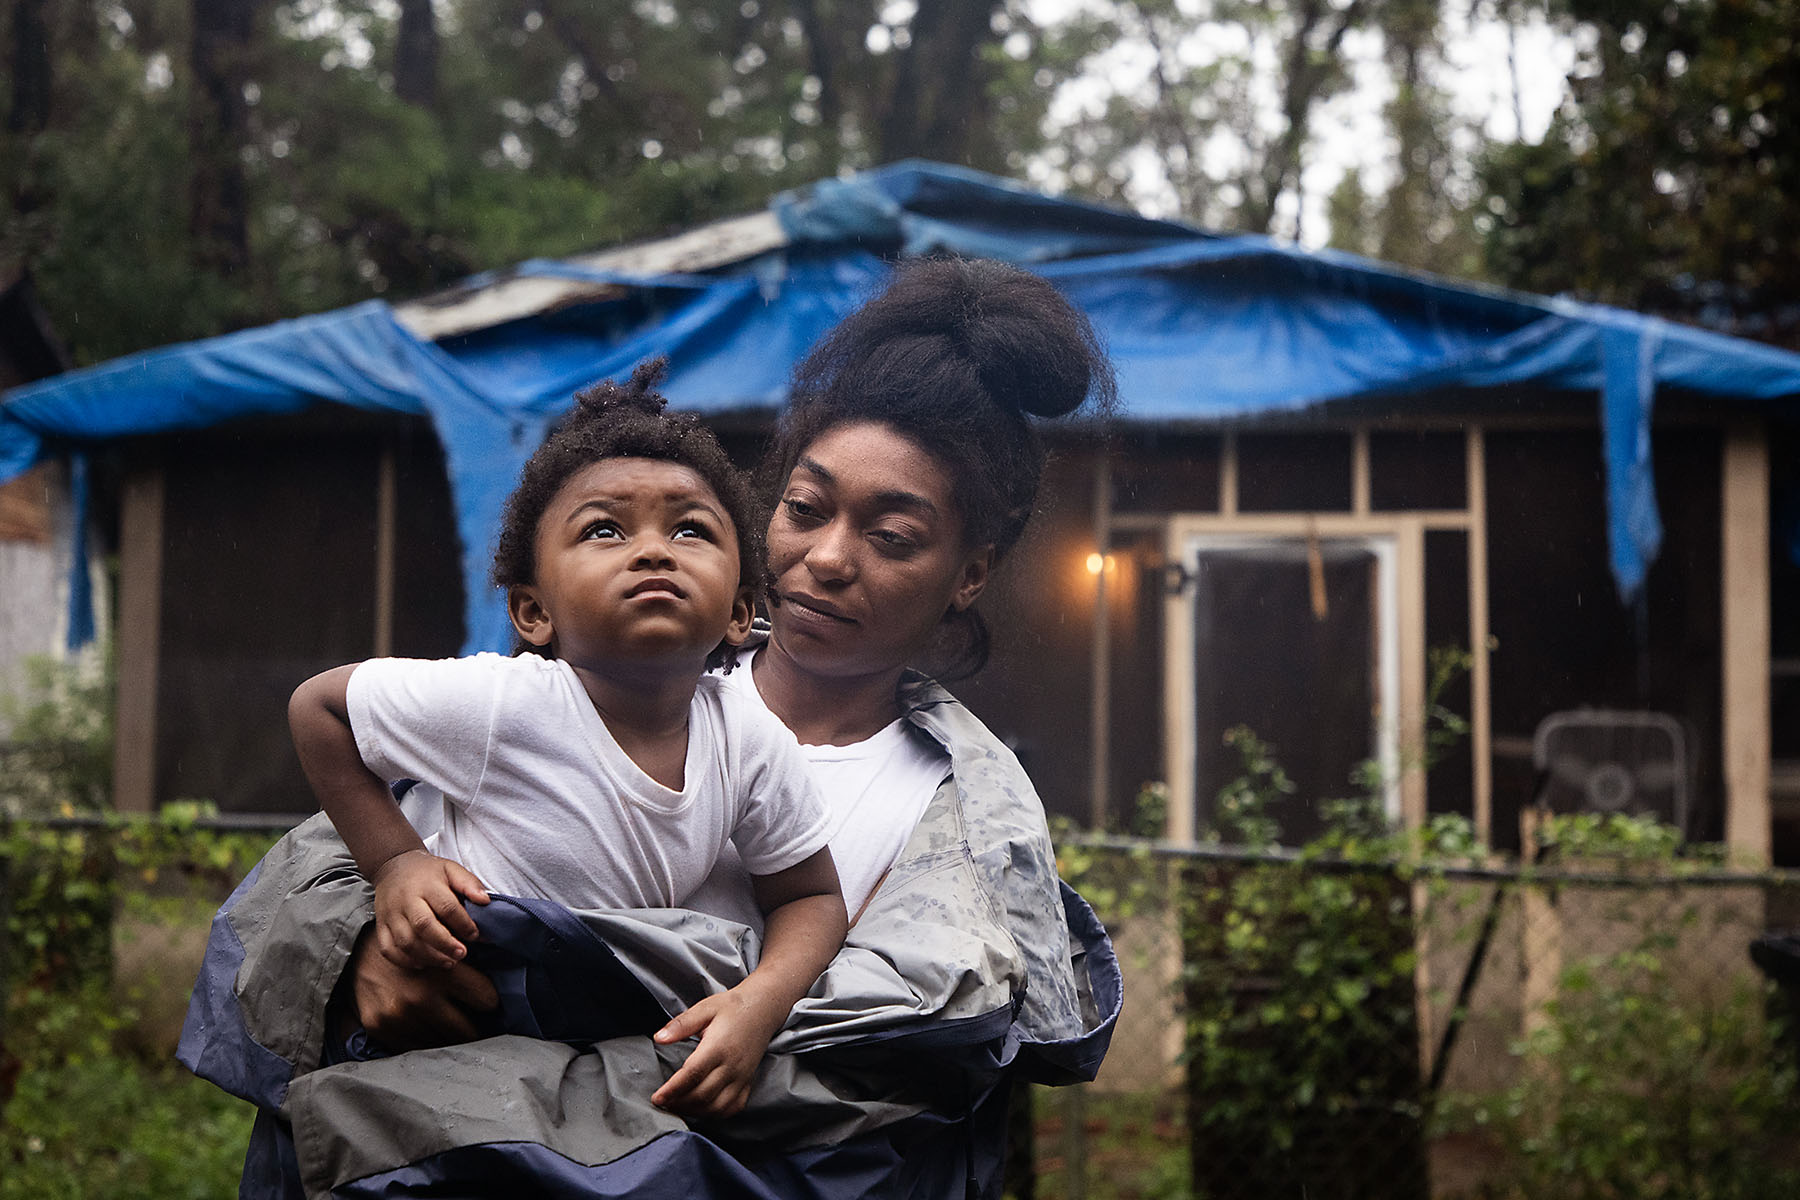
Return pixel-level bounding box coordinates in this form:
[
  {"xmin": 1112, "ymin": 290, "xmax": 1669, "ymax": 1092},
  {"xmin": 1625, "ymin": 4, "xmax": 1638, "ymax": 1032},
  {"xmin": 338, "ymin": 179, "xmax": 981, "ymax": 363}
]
[
  {"xmin": 289, "ymin": 665, "xmax": 489, "ymax": 970},
  {"xmin": 650, "ymin": 846, "xmax": 846, "ymax": 1118}
]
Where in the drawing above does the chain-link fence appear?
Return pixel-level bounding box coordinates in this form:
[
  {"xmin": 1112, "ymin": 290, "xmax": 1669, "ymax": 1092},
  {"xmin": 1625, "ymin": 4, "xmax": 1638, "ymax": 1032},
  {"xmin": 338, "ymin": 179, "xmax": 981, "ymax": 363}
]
[
  {"xmin": 7, "ymin": 818, "xmax": 1800, "ymax": 1199},
  {"xmin": 1032, "ymin": 838, "xmax": 1800, "ymax": 1200}
]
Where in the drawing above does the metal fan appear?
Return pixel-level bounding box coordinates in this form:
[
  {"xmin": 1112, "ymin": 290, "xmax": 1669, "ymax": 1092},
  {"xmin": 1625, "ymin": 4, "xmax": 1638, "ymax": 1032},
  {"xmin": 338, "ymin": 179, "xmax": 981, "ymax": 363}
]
[{"xmin": 1531, "ymin": 710, "xmax": 1690, "ymax": 832}]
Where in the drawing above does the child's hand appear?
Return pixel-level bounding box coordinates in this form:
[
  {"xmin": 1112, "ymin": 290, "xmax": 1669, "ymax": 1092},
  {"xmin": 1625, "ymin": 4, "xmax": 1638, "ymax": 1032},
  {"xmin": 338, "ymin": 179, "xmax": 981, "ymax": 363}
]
[
  {"xmin": 649, "ymin": 985, "xmax": 787, "ymax": 1119},
  {"xmin": 371, "ymin": 849, "xmax": 490, "ymax": 970}
]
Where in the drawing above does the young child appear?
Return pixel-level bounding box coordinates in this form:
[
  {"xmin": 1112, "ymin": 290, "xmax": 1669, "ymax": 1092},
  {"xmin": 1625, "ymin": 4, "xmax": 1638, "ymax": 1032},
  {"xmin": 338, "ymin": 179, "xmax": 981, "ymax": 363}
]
[{"xmin": 287, "ymin": 360, "xmax": 846, "ymax": 1120}]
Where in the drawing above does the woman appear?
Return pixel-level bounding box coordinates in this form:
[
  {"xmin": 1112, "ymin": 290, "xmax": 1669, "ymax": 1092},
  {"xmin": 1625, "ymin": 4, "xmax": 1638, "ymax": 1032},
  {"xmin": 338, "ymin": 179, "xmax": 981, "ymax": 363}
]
[{"xmin": 181, "ymin": 258, "xmax": 1121, "ymax": 1198}]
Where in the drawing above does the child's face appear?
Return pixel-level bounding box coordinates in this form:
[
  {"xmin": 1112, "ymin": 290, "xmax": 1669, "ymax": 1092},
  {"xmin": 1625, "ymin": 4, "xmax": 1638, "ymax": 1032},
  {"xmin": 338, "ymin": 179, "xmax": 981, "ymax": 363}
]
[{"xmin": 508, "ymin": 457, "xmax": 753, "ymax": 672}]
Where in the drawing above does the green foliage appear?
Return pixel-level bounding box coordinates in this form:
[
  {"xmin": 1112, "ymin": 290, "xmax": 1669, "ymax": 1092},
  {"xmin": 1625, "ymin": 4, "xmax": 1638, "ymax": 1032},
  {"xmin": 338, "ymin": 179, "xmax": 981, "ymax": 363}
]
[
  {"xmin": 1052, "ymin": 782, "xmax": 1169, "ymax": 922},
  {"xmin": 11, "ymin": 0, "xmax": 1791, "ymax": 376},
  {"xmin": 1056, "ymin": 637, "xmax": 1798, "ymax": 1198},
  {"xmin": 1, "ymin": 807, "xmax": 277, "ymax": 994},
  {"xmin": 2, "ymin": 0, "xmax": 1066, "ymax": 368},
  {"xmin": 1209, "ymin": 726, "xmax": 1295, "ymax": 851},
  {"xmin": 1180, "ymin": 726, "xmax": 1430, "ymax": 1198},
  {"xmin": 1479, "ymin": 0, "xmax": 1800, "ymax": 347},
  {"xmin": 1027, "ymin": 0, "xmax": 1494, "ymax": 274},
  {"xmin": 0, "ymin": 983, "xmax": 255, "ymax": 1200},
  {"xmin": 1, "ymin": 813, "xmax": 277, "ymax": 1196},
  {"xmin": 1, "ymin": 5, "xmax": 245, "ymax": 362},
  {"xmin": 1449, "ymin": 929, "xmax": 1800, "ymax": 1198},
  {"xmin": 1532, "ymin": 810, "xmax": 1689, "ymax": 865},
  {"xmin": 0, "ymin": 648, "xmax": 114, "ymax": 818},
  {"xmin": 1027, "ymin": 1086, "xmax": 1190, "ymax": 1200}
]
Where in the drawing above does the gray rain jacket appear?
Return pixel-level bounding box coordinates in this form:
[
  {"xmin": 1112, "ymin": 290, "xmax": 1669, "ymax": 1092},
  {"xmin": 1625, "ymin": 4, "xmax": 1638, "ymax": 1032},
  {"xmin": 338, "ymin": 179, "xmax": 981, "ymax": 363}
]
[{"xmin": 179, "ymin": 674, "xmax": 1120, "ymax": 1198}]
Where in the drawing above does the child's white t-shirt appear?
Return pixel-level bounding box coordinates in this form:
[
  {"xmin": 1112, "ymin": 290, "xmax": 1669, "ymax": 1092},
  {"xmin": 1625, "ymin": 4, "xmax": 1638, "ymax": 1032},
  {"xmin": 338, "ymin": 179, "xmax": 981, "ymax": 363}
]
[
  {"xmin": 692, "ymin": 649, "xmax": 950, "ymax": 923},
  {"xmin": 346, "ymin": 652, "xmax": 830, "ymax": 911}
]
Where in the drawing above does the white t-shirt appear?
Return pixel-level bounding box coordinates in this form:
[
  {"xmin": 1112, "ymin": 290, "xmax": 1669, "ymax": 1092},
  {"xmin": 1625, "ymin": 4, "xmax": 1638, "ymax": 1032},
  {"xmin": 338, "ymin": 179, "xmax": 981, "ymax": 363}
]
[
  {"xmin": 689, "ymin": 649, "xmax": 950, "ymax": 924},
  {"xmin": 346, "ymin": 652, "xmax": 830, "ymax": 911}
]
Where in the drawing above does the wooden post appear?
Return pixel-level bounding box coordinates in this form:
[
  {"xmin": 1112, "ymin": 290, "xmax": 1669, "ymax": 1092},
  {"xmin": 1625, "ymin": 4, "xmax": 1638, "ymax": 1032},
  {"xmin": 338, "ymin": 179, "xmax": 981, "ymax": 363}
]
[
  {"xmin": 112, "ymin": 462, "xmax": 164, "ymax": 813},
  {"xmin": 1518, "ymin": 805, "xmax": 1561, "ymax": 1039},
  {"xmin": 1089, "ymin": 449, "xmax": 1113, "ymax": 831},
  {"xmin": 1721, "ymin": 424, "xmax": 1771, "ymax": 866},
  {"xmin": 1061, "ymin": 1085, "xmax": 1088, "ymax": 1200},
  {"xmin": 1465, "ymin": 427, "xmax": 1493, "ymax": 846},
  {"xmin": 374, "ymin": 442, "xmax": 397, "ymax": 658},
  {"xmin": 1219, "ymin": 432, "xmax": 1238, "ymax": 517},
  {"xmin": 1164, "ymin": 520, "xmax": 1196, "ymax": 844},
  {"xmin": 1351, "ymin": 426, "xmax": 1371, "ymax": 516},
  {"xmin": 1397, "ymin": 518, "xmax": 1428, "ymax": 832}
]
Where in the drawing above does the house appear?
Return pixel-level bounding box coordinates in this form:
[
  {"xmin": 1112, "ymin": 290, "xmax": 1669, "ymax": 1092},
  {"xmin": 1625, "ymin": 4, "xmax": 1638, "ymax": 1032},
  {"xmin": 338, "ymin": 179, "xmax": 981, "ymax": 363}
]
[
  {"xmin": 2, "ymin": 162, "xmax": 1796, "ymax": 864},
  {"xmin": 0, "ymin": 265, "xmax": 79, "ymax": 717}
]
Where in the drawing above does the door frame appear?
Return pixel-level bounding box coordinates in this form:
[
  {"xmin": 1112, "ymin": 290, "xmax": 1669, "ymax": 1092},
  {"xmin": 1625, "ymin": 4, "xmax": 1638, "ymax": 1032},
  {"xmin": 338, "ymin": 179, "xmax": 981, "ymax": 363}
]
[{"xmin": 1162, "ymin": 511, "xmax": 1438, "ymax": 843}]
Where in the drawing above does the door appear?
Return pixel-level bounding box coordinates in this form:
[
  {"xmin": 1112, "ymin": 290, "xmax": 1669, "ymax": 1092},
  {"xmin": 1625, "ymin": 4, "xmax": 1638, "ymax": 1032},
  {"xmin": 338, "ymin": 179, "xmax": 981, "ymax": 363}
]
[{"xmin": 1170, "ymin": 532, "xmax": 1401, "ymax": 844}]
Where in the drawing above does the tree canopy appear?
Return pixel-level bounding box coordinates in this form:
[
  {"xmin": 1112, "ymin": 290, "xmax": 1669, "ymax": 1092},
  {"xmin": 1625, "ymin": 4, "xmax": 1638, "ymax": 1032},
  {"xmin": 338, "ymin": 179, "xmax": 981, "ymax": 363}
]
[
  {"xmin": 1, "ymin": 0, "xmax": 1792, "ymax": 368},
  {"xmin": 1478, "ymin": 0, "xmax": 1800, "ymax": 348}
]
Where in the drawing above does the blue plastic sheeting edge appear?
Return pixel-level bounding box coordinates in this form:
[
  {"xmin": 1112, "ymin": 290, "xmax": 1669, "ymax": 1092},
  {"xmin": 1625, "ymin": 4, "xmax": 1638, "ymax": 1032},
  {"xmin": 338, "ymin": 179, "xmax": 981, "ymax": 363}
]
[{"xmin": 8, "ymin": 161, "xmax": 1800, "ymax": 645}]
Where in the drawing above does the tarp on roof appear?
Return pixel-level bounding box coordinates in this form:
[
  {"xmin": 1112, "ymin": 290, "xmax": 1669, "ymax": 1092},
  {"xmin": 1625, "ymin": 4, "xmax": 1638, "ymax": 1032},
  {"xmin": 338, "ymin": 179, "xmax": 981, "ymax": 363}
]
[{"xmin": 6, "ymin": 160, "xmax": 1800, "ymax": 651}]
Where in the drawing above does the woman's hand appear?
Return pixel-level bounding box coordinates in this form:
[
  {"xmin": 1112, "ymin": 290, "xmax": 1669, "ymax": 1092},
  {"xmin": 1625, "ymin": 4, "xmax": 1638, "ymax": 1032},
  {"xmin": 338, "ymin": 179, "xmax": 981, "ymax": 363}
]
[
  {"xmin": 347, "ymin": 926, "xmax": 499, "ymax": 1051},
  {"xmin": 649, "ymin": 984, "xmax": 788, "ymax": 1119}
]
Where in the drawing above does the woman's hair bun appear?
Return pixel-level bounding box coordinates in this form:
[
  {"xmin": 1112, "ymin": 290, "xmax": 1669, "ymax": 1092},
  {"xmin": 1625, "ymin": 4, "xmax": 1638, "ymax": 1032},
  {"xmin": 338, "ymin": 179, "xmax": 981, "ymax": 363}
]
[{"xmin": 901, "ymin": 258, "xmax": 1114, "ymax": 421}]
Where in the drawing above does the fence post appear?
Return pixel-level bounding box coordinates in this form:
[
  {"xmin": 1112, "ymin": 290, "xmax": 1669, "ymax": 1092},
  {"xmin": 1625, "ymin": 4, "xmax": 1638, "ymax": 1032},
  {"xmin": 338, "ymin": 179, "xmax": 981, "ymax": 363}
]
[
  {"xmin": 1519, "ymin": 806, "xmax": 1562, "ymax": 1041},
  {"xmin": 1060, "ymin": 1083, "xmax": 1086, "ymax": 1200},
  {"xmin": 0, "ymin": 818, "xmax": 10, "ymax": 1092}
]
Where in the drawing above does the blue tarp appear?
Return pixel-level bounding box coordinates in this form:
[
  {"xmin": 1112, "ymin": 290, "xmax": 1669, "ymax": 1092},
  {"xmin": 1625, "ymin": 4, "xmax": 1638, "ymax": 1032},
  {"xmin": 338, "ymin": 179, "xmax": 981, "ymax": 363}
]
[{"xmin": 6, "ymin": 160, "xmax": 1800, "ymax": 650}]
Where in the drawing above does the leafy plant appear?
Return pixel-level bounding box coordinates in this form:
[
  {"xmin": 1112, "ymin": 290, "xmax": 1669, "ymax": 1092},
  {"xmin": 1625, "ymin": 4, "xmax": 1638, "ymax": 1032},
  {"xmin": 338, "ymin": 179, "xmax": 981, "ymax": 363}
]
[
  {"xmin": 1, "ymin": 806, "xmax": 275, "ymax": 995},
  {"xmin": 1052, "ymin": 781, "xmax": 1174, "ymax": 925},
  {"xmin": 1053, "ymin": 667, "xmax": 1800, "ymax": 1200},
  {"xmin": 0, "ymin": 984, "xmax": 255, "ymax": 1200},
  {"xmin": 1027, "ymin": 1085, "xmax": 1189, "ymax": 1200},
  {"xmin": 1450, "ymin": 931, "xmax": 1799, "ymax": 1199},
  {"xmin": 1180, "ymin": 725, "xmax": 1430, "ymax": 1200},
  {"xmin": 1, "ymin": 812, "xmax": 277, "ymax": 1195},
  {"xmin": 0, "ymin": 646, "xmax": 114, "ymax": 817},
  {"xmin": 1530, "ymin": 810, "xmax": 1723, "ymax": 869}
]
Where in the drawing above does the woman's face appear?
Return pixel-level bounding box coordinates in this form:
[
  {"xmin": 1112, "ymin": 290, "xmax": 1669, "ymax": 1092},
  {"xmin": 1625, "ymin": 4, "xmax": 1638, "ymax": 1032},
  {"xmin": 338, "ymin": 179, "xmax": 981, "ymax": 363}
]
[{"xmin": 765, "ymin": 421, "xmax": 991, "ymax": 682}]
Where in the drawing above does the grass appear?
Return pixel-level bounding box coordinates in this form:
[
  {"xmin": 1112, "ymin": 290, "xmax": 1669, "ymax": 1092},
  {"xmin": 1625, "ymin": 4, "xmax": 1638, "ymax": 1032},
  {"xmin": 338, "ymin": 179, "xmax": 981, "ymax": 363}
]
[
  {"xmin": 1, "ymin": 1045, "xmax": 254, "ymax": 1199},
  {"xmin": 1028, "ymin": 1085, "xmax": 1189, "ymax": 1200}
]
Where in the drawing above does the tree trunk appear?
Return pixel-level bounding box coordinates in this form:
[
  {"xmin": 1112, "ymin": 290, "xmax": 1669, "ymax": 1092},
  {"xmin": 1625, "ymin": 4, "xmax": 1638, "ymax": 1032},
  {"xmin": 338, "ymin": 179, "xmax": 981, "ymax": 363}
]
[
  {"xmin": 1242, "ymin": 0, "xmax": 1367, "ymax": 235},
  {"xmin": 875, "ymin": 0, "xmax": 1000, "ymax": 166},
  {"xmin": 395, "ymin": 0, "xmax": 439, "ymax": 109},
  {"xmin": 790, "ymin": 0, "xmax": 845, "ymax": 173},
  {"xmin": 189, "ymin": 0, "xmax": 259, "ymax": 277},
  {"xmin": 8, "ymin": 0, "xmax": 51, "ymax": 134},
  {"xmin": 1378, "ymin": 38, "xmax": 1427, "ymax": 262}
]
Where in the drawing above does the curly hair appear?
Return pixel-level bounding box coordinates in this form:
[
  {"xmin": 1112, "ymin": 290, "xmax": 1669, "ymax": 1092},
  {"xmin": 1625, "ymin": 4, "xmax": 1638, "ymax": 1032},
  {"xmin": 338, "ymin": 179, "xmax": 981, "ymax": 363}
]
[
  {"xmin": 764, "ymin": 257, "xmax": 1116, "ymax": 680},
  {"xmin": 493, "ymin": 358, "xmax": 765, "ymax": 667}
]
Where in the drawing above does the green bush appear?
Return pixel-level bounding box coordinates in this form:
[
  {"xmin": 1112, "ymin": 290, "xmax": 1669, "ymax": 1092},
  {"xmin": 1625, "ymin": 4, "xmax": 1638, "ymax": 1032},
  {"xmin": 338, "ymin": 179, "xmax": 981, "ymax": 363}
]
[
  {"xmin": 2, "ymin": 814, "xmax": 277, "ymax": 1197},
  {"xmin": 1, "ymin": 979, "xmax": 255, "ymax": 1200},
  {"xmin": 1442, "ymin": 813, "xmax": 1800, "ymax": 1199},
  {"xmin": 2, "ymin": 807, "xmax": 276, "ymax": 992},
  {"xmin": 1050, "ymin": 634, "xmax": 1800, "ymax": 1200},
  {"xmin": 1440, "ymin": 934, "xmax": 1799, "ymax": 1199},
  {"xmin": 0, "ymin": 648, "xmax": 113, "ymax": 818},
  {"xmin": 1178, "ymin": 727, "xmax": 1430, "ymax": 1200}
]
